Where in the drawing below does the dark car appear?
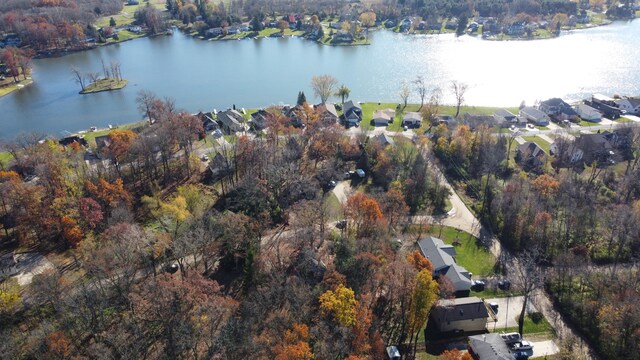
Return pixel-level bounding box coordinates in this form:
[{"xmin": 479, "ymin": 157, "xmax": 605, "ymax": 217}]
[
  {"xmin": 490, "ymin": 302, "xmax": 499, "ymax": 314},
  {"xmin": 336, "ymin": 219, "xmax": 347, "ymax": 229},
  {"xmin": 165, "ymin": 263, "xmax": 179, "ymax": 274},
  {"xmin": 498, "ymin": 279, "xmax": 511, "ymax": 291},
  {"xmin": 471, "ymin": 279, "xmax": 486, "ymax": 291}
]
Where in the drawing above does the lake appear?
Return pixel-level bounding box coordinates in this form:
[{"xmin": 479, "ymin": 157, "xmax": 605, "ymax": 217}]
[{"xmin": 1, "ymin": 20, "xmax": 640, "ymax": 139}]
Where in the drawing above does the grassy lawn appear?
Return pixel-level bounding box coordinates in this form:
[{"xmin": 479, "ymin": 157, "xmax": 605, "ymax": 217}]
[
  {"xmin": 501, "ymin": 313, "xmax": 554, "ymax": 336},
  {"xmin": 80, "ymin": 78, "xmax": 128, "ymax": 94},
  {"xmin": 256, "ymin": 29, "xmax": 305, "ymax": 38},
  {"xmin": 578, "ymin": 120, "xmax": 599, "ymax": 127},
  {"xmin": 106, "ymin": 30, "xmax": 145, "ymax": 42},
  {"xmin": 522, "ymin": 136, "xmax": 551, "ymax": 153},
  {"xmin": 617, "ymin": 117, "xmax": 633, "ymax": 123},
  {"xmin": 425, "ymin": 225, "xmax": 496, "ymax": 277},
  {"xmin": 82, "ymin": 121, "xmax": 146, "ymax": 144},
  {"xmin": 0, "ymin": 78, "xmax": 33, "ymax": 98},
  {"xmin": 95, "ymin": 0, "xmax": 166, "ymax": 28},
  {"xmin": 324, "ymin": 192, "xmax": 343, "ymax": 221}
]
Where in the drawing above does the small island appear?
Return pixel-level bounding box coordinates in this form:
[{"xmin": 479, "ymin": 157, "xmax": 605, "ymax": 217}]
[
  {"xmin": 80, "ymin": 78, "xmax": 128, "ymax": 94},
  {"xmin": 73, "ymin": 59, "xmax": 127, "ymax": 94}
]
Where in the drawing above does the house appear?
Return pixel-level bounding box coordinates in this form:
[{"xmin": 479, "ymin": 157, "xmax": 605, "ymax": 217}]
[
  {"xmin": 417, "ymin": 237, "xmax": 473, "ymax": 295},
  {"xmin": 227, "ymin": 25, "xmax": 241, "ymax": 34},
  {"xmin": 550, "ymin": 137, "xmax": 584, "ymax": 164},
  {"xmin": 0, "ymin": 252, "xmax": 19, "ymax": 278},
  {"xmin": 333, "ymin": 31, "xmax": 354, "ymax": 43},
  {"xmin": 343, "ymin": 100, "xmax": 362, "ymax": 120},
  {"xmin": 217, "ymin": 109, "xmax": 245, "ymax": 133},
  {"xmin": 516, "ymin": 142, "xmax": 547, "ymax": 171},
  {"xmin": 494, "ymin": 109, "xmax": 518, "ymax": 123},
  {"xmin": 585, "ymin": 99, "xmax": 623, "ymax": 119},
  {"xmin": 402, "ymin": 112, "xmax": 422, "ymax": 128},
  {"xmin": 463, "ymin": 113, "xmax": 505, "ymax": 129},
  {"xmin": 373, "ymin": 133, "xmax": 395, "ymax": 148},
  {"xmin": 316, "ymin": 103, "xmax": 339, "ymax": 124},
  {"xmin": 250, "ymin": 109, "xmax": 272, "ymax": 131},
  {"xmin": 519, "ymin": 106, "xmax": 549, "ymax": 126},
  {"xmin": 429, "ymin": 297, "xmax": 492, "ymax": 333},
  {"xmin": 94, "ymin": 135, "xmax": 111, "ymax": 150},
  {"xmin": 206, "ymin": 27, "xmax": 223, "ymax": 37},
  {"xmin": 574, "ymin": 104, "xmax": 602, "ymax": 122},
  {"xmin": 614, "ymin": 98, "xmax": 640, "ymax": 115},
  {"xmin": 372, "ymin": 109, "xmax": 394, "ymax": 126},
  {"xmin": 285, "ymin": 105, "xmax": 307, "ymax": 128},
  {"xmin": 468, "ymin": 334, "xmax": 516, "ymax": 360},
  {"xmin": 197, "ymin": 112, "xmax": 218, "ymax": 131},
  {"xmin": 207, "ymin": 153, "xmax": 233, "ymax": 180},
  {"xmin": 538, "ymin": 98, "xmax": 579, "ymax": 121},
  {"xmin": 58, "ymin": 135, "xmax": 88, "ymax": 147},
  {"xmin": 574, "ymin": 133, "xmax": 616, "ymax": 165},
  {"xmin": 128, "ymin": 25, "xmax": 142, "ymax": 34}
]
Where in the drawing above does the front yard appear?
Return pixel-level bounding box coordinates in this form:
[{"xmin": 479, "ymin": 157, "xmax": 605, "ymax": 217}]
[{"xmin": 424, "ymin": 225, "xmax": 496, "ymax": 277}]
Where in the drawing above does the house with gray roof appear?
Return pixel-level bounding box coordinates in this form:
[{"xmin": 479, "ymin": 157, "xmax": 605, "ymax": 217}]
[
  {"xmin": 417, "ymin": 237, "xmax": 473, "ymax": 295},
  {"xmin": 343, "ymin": 100, "xmax": 362, "ymax": 120},
  {"xmin": 372, "ymin": 109, "xmax": 394, "ymax": 126},
  {"xmin": 316, "ymin": 103, "xmax": 339, "ymax": 124},
  {"xmin": 430, "ymin": 297, "xmax": 493, "ymax": 333},
  {"xmin": 402, "ymin": 112, "xmax": 422, "ymax": 128},
  {"xmin": 494, "ymin": 109, "xmax": 518, "ymax": 123},
  {"xmin": 539, "ymin": 98, "xmax": 579, "ymax": 121},
  {"xmin": 373, "ymin": 133, "xmax": 395, "ymax": 148},
  {"xmin": 217, "ymin": 109, "xmax": 245, "ymax": 134},
  {"xmin": 468, "ymin": 333, "xmax": 516, "ymax": 360},
  {"xmin": 519, "ymin": 106, "xmax": 549, "ymax": 126}
]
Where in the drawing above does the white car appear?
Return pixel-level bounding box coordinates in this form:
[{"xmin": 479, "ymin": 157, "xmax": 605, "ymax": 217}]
[
  {"xmin": 201, "ymin": 154, "xmax": 209, "ymax": 161},
  {"xmin": 526, "ymin": 123, "xmax": 535, "ymax": 129}
]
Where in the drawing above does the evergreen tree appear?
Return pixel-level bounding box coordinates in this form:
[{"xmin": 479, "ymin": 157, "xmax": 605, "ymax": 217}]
[{"xmin": 297, "ymin": 91, "xmax": 307, "ymax": 106}]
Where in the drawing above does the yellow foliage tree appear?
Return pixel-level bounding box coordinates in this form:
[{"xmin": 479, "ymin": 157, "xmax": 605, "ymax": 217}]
[
  {"xmin": 407, "ymin": 269, "xmax": 439, "ymax": 356},
  {"xmin": 319, "ymin": 284, "xmax": 358, "ymax": 327}
]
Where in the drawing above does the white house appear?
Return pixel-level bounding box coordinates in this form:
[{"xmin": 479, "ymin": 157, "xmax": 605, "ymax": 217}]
[
  {"xmin": 614, "ymin": 98, "xmax": 640, "ymax": 115},
  {"xmin": 520, "ymin": 106, "xmax": 550, "ymax": 126},
  {"xmin": 372, "ymin": 109, "xmax": 395, "ymax": 126},
  {"xmin": 574, "ymin": 104, "xmax": 602, "ymax": 122}
]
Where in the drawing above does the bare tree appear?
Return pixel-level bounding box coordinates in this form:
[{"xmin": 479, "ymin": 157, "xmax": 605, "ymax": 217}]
[
  {"xmin": 414, "ymin": 75, "xmax": 427, "ymax": 110},
  {"xmin": 110, "ymin": 59, "xmax": 121, "ymax": 81},
  {"xmin": 451, "ymin": 80, "xmax": 468, "ymax": 118},
  {"xmin": 88, "ymin": 72, "xmax": 100, "ymax": 84},
  {"xmin": 71, "ymin": 66, "xmax": 86, "ymax": 91},
  {"xmin": 511, "ymin": 249, "xmax": 545, "ymax": 336},
  {"xmin": 310, "ymin": 74, "xmax": 338, "ymax": 103},
  {"xmin": 399, "ymin": 81, "xmax": 410, "ymax": 110},
  {"xmin": 421, "ymin": 87, "xmax": 442, "ymax": 125},
  {"xmin": 136, "ymin": 90, "xmax": 158, "ymax": 123}
]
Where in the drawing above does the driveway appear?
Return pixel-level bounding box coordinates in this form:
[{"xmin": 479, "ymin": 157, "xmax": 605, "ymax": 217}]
[
  {"xmin": 332, "ymin": 180, "xmax": 352, "ymax": 205},
  {"xmin": 485, "ymin": 296, "xmax": 538, "ymax": 331},
  {"xmin": 12, "ymin": 252, "xmax": 55, "ymax": 286},
  {"xmin": 531, "ymin": 340, "xmax": 559, "ymax": 358}
]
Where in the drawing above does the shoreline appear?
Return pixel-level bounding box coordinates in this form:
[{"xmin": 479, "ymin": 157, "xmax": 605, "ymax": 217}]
[{"xmin": 0, "ymin": 78, "xmax": 33, "ymax": 98}]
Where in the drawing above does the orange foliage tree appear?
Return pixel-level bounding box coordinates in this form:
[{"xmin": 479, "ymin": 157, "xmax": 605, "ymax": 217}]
[
  {"xmin": 85, "ymin": 178, "xmax": 132, "ymax": 210},
  {"xmin": 272, "ymin": 323, "xmax": 314, "ymax": 360},
  {"xmin": 45, "ymin": 331, "xmax": 71, "ymax": 359},
  {"xmin": 345, "ymin": 192, "xmax": 385, "ymax": 236},
  {"xmin": 440, "ymin": 349, "xmax": 473, "ymax": 360},
  {"xmin": 406, "ymin": 250, "xmax": 433, "ymax": 273}
]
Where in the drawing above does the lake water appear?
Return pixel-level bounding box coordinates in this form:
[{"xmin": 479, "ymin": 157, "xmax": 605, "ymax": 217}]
[{"xmin": 1, "ymin": 20, "xmax": 640, "ymax": 138}]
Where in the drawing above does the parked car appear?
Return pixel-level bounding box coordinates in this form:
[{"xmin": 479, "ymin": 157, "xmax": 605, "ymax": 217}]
[
  {"xmin": 489, "ymin": 302, "xmax": 499, "ymax": 314},
  {"xmin": 471, "ymin": 279, "xmax": 486, "ymax": 291},
  {"xmin": 498, "ymin": 279, "xmax": 511, "ymax": 290},
  {"xmin": 356, "ymin": 169, "xmax": 365, "ymax": 178},
  {"xmin": 201, "ymin": 154, "xmax": 209, "ymax": 161},
  {"xmin": 336, "ymin": 219, "xmax": 347, "ymax": 229},
  {"xmin": 165, "ymin": 263, "xmax": 179, "ymax": 274},
  {"xmin": 326, "ymin": 180, "xmax": 337, "ymax": 190}
]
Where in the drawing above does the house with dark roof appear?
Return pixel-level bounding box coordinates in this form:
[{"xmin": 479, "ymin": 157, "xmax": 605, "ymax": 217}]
[
  {"xmin": 538, "ymin": 98, "xmax": 579, "ymax": 121},
  {"xmin": 372, "ymin": 109, "xmax": 394, "ymax": 126},
  {"xmin": 402, "ymin": 112, "xmax": 422, "ymax": 128},
  {"xmin": 574, "ymin": 133, "xmax": 616, "ymax": 165},
  {"xmin": 196, "ymin": 112, "xmax": 219, "ymax": 132},
  {"xmin": 0, "ymin": 252, "xmax": 19, "ymax": 278},
  {"xmin": 217, "ymin": 109, "xmax": 245, "ymax": 134},
  {"xmin": 343, "ymin": 100, "xmax": 362, "ymax": 120},
  {"xmin": 417, "ymin": 237, "xmax": 473, "ymax": 295},
  {"xmin": 59, "ymin": 135, "xmax": 88, "ymax": 147},
  {"xmin": 463, "ymin": 113, "xmax": 506, "ymax": 129},
  {"xmin": 516, "ymin": 142, "xmax": 547, "ymax": 172},
  {"xmin": 494, "ymin": 109, "xmax": 518, "ymax": 124},
  {"xmin": 285, "ymin": 105, "xmax": 307, "ymax": 128},
  {"xmin": 250, "ymin": 110, "xmax": 273, "ymax": 131},
  {"xmin": 430, "ymin": 297, "xmax": 493, "ymax": 333},
  {"xmin": 94, "ymin": 135, "xmax": 111, "ymax": 150},
  {"xmin": 468, "ymin": 334, "xmax": 516, "ymax": 360}
]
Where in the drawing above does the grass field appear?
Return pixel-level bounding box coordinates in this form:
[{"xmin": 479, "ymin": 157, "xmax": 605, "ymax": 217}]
[
  {"xmin": 0, "ymin": 78, "xmax": 33, "ymax": 98},
  {"xmin": 95, "ymin": 0, "xmax": 166, "ymax": 28},
  {"xmin": 501, "ymin": 313, "xmax": 554, "ymax": 336},
  {"xmin": 522, "ymin": 136, "xmax": 551, "ymax": 153},
  {"xmin": 425, "ymin": 225, "xmax": 496, "ymax": 277},
  {"xmin": 0, "ymin": 152, "xmax": 14, "ymax": 167}
]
